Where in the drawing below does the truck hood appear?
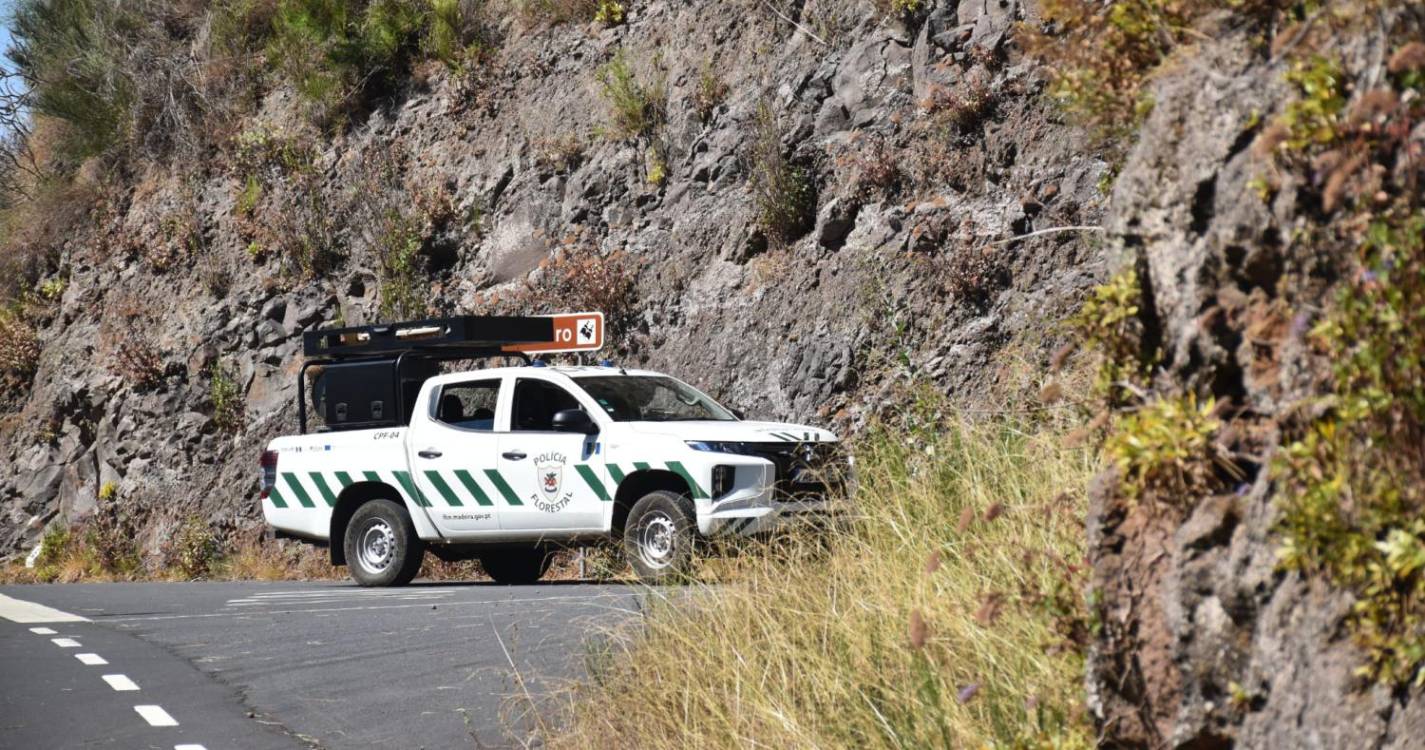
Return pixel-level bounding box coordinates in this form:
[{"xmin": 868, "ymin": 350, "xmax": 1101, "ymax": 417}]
[{"xmin": 621, "ymin": 420, "xmax": 837, "ymax": 443}]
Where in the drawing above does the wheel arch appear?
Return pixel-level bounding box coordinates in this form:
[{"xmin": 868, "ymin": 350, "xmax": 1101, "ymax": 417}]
[
  {"xmin": 329, "ymin": 481, "xmax": 405, "ymax": 565},
  {"xmin": 611, "ymin": 469, "xmax": 691, "ymax": 537}
]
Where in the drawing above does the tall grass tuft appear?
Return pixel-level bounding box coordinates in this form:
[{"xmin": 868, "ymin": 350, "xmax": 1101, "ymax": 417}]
[{"xmin": 550, "ymin": 418, "xmax": 1096, "ymax": 749}]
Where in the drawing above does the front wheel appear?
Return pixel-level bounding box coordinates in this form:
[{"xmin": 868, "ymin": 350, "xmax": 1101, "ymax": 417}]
[
  {"xmin": 344, "ymin": 499, "xmax": 425, "ymax": 587},
  {"xmin": 479, "ymin": 548, "xmax": 554, "ymax": 585},
  {"xmin": 623, "ymin": 490, "xmax": 698, "ymax": 583}
]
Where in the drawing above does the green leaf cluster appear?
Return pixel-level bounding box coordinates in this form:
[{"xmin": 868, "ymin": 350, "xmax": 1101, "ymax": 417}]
[
  {"xmin": 1068, "ymin": 268, "xmax": 1151, "ymax": 405},
  {"xmin": 1276, "ymin": 211, "xmax": 1425, "ymax": 686},
  {"xmin": 1279, "ymin": 56, "xmax": 1347, "ymax": 152},
  {"xmin": 1106, "ymin": 395, "xmax": 1223, "ymax": 500}
]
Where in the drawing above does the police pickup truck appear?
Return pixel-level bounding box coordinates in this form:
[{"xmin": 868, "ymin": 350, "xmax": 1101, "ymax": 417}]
[{"xmin": 259, "ymin": 315, "xmax": 845, "ymax": 586}]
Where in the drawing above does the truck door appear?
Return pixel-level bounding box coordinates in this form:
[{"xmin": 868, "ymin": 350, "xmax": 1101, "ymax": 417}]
[
  {"xmin": 407, "ymin": 376, "xmax": 505, "ymax": 535},
  {"xmin": 494, "ymin": 377, "xmax": 607, "ymax": 532}
]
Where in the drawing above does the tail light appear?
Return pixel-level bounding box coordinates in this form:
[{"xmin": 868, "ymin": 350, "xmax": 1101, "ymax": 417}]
[{"xmin": 259, "ymin": 450, "xmax": 279, "ymax": 499}]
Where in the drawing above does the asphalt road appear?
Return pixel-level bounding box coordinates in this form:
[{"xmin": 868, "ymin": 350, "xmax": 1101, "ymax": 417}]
[{"xmin": 0, "ymin": 580, "xmax": 644, "ymax": 749}]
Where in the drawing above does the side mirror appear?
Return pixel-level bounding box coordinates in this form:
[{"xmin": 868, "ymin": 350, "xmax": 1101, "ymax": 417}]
[{"xmin": 552, "ymin": 408, "xmax": 599, "ymax": 435}]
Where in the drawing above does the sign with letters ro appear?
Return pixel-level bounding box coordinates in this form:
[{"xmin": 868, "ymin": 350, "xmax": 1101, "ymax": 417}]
[{"xmin": 503, "ymin": 312, "xmax": 605, "ymax": 354}]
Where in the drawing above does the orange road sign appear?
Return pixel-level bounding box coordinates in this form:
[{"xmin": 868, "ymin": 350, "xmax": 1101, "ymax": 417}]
[{"xmin": 503, "ymin": 312, "xmax": 604, "ymax": 354}]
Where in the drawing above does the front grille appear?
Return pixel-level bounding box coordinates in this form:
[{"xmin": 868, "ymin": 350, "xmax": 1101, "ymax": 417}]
[{"xmin": 743, "ymin": 442, "xmax": 848, "ymax": 502}]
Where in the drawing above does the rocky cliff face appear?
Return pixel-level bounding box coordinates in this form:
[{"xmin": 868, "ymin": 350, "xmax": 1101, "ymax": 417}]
[
  {"xmin": 4, "ymin": 0, "xmax": 1420, "ymax": 746},
  {"xmin": 0, "ymin": 1, "xmax": 1106, "ymax": 559},
  {"xmin": 1085, "ymin": 6, "xmax": 1425, "ymax": 747}
]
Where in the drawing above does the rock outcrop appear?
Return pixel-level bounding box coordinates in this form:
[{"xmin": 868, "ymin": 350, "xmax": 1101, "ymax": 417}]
[
  {"xmin": 0, "ymin": 0, "xmax": 1106, "ymax": 558},
  {"xmin": 1085, "ymin": 7, "xmax": 1424, "ymax": 748}
]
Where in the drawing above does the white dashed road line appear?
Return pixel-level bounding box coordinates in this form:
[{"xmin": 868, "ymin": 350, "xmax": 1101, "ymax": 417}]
[
  {"xmin": 11, "ymin": 600, "xmax": 211, "ymax": 746},
  {"xmin": 134, "ymin": 705, "xmax": 179, "ymax": 727},
  {"xmin": 0, "ymin": 592, "xmax": 90, "ymax": 623},
  {"xmin": 102, "ymin": 674, "xmax": 140, "ymax": 692}
]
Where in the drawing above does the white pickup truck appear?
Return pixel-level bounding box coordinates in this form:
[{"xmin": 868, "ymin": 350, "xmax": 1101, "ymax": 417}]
[{"xmin": 259, "ymin": 316, "xmax": 845, "ymax": 586}]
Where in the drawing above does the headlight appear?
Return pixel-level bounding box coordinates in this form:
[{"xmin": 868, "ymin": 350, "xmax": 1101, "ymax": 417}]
[{"xmin": 685, "ymin": 440, "xmax": 751, "ymax": 454}]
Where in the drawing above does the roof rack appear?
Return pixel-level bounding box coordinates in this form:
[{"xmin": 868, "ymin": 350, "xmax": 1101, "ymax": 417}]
[{"xmin": 302, "ymin": 316, "xmax": 555, "ymax": 359}]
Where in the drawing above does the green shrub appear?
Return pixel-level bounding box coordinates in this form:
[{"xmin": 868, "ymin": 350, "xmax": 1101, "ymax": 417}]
[
  {"xmin": 267, "ymin": 0, "xmax": 482, "ymax": 116},
  {"xmin": 1105, "ymin": 394, "xmax": 1230, "ymax": 501},
  {"xmin": 1067, "ymin": 268, "xmax": 1153, "ymax": 405},
  {"xmin": 267, "ymin": 0, "xmax": 361, "ymax": 114},
  {"xmin": 692, "ymin": 63, "xmax": 729, "ymax": 123},
  {"xmin": 267, "ymin": 171, "xmax": 347, "ymax": 277},
  {"xmin": 1277, "ymin": 210, "xmax": 1425, "ymax": 686},
  {"xmin": 1015, "ymin": 0, "xmax": 1286, "ymax": 143},
  {"xmin": 596, "ymin": 50, "xmax": 666, "ymax": 141},
  {"xmin": 209, "ymin": 361, "xmax": 245, "ymax": 433},
  {"xmin": 85, "ymin": 494, "xmax": 141, "ymax": 576},
  {"xmin": 1278, "ymin": 55, "xmax": 1347, "ymax": 153},
  {"xmin": 423, "ymin": 0, "xmax": 464, "ymax": 63},
  {"xmin": 376, "ymin": 208, "xmax": 428, "ymax": 320},
  {"xmin": 747, "ymin": 100, "xmax": 814, "ymax": 248},
  {"xmin": 9, "ymin": 0, "xmax": 138, "ymax": 160},
  {"xmin": 165, "ymin": 516, "xmax": 220, "ymax": 579},
  {"xmin": 237, "ymin": 175, "xmax": 262, "ymax": 216},
  {"xmin": 594, "ymin": 0, "xmax": 624, "ymax": 25}
]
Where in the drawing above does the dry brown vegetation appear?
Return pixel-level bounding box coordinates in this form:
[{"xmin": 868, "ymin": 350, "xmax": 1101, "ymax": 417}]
[{"xmin": 548, "ymin": 412, "xmax": 1097, "ymax": 749}]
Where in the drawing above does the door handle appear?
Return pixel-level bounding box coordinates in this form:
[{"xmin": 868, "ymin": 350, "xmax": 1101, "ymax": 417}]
[
  {"xmin": 418, "ymin": 449, "xmax": 442, "ymax": 459},
  {"xmin": 502, "ymin": 451, "xmax": 527, "ymax": 461}
]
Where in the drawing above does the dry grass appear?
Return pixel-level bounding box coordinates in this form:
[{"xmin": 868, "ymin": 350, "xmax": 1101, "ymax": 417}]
[
  {"xmin": 0, "ymin": 524, "xmax": 341, "ymax": 584},
  {"xmin": 548, "ymin": 418, "xmax": 1096, "ymax": 749},
  {"xmin": 0, "ymin": 523, "xmax": 626, "ymax": 585}
]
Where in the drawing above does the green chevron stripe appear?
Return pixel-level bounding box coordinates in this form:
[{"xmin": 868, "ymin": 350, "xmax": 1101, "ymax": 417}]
[
  {"xmin": 484, "ymin": 469, "xmax": 523, "ymax": 505},
  {"xmin": 633, "ymin": 462, "xmax": 651, "ymax": 471},
  {"xmin": 334, "ymin": 471, "xmax": 355, "ymax": 488},
  {"xmin": 282, "ymin": 473, "xmax": 316, "ymax": 508},
  {"xmin": 423, "ymin": 471, "xmax": 463, "ymax": 507},
  {"xmin": 267, "ymin": 486, "xmax": 289, "ymax": 509},
  {"xmin": 363, "ymin": 471, "xmax": 381, "ymax": 483},
  {"xmin": 665, "ymin": 461, "xmax": 708, "ymax": 499},
  {"xmin": 309, "ymin": 473, "xmax": 337, "ymax": 507},
  {"xmin": 575, "ymin": 465, "xmax": 611, "ymax": 502},
  {"xmin": 453, "ymin": 470, "xmax": 494, "ymax": 506},
  {"xmin": 606, "ymin": 464, "xmax": 626, "ymax": 485},
  {"xmin": 394, "ymin": 471, "xmax": 431, "ymax": 507}
]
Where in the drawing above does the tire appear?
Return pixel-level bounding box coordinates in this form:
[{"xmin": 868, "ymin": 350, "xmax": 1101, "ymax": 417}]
[
  {"xmin": 623, "ymin": 490, "xmax": 698, "ymax": 584},
  {"xmin": 344, "ymin": 499, "xmax": 425, "ymax": 587},
  {"xmin": 479, "ymin": 548, "xmax": 554, "ymax": 585}
]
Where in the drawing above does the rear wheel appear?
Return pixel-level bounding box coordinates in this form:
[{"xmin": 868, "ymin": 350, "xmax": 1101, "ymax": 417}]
[
  {"xmin": 624, "ymin": 490, "xmax": 698, "ymax": 583},
  {"xmin": 344, "ymin": 499, "xmax": 424, "ymax": 587},
  {"xmin": 479, "ymin": 548, "xmax": 554, "ymax": 585}
]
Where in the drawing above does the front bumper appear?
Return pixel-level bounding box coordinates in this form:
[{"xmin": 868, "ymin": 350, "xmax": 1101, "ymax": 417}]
[
  {"xmin": 705, "ymin": 500, "xmax": 846, "ymax": 537},
  {"xmin": 694, "ymin": 459, "xmax": 848, "ymax": 537}
]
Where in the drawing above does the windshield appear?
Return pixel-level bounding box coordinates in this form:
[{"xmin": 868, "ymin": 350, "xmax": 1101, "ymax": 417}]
[{"xmin": 575, "ymin": 376, "xmax": 736, "ymax": 422}]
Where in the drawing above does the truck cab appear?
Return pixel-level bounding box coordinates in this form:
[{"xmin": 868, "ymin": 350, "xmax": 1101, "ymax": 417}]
[{"xmin": 259, "ymin": 316, "xmax": 846, "ymax": 586}]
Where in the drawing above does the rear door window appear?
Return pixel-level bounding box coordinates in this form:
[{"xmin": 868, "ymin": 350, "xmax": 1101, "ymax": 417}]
[{"xmin": 434, "ymin": 380, "xmax": 501, "ymax": 431}]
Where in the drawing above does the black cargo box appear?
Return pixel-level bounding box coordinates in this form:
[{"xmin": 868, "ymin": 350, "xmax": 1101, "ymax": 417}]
[{"xmin": 299, "ymin": 316, "xmax": 555, "ymax": 433}]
